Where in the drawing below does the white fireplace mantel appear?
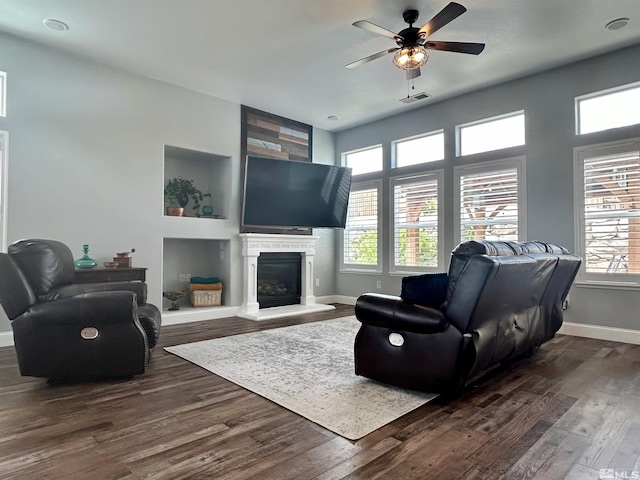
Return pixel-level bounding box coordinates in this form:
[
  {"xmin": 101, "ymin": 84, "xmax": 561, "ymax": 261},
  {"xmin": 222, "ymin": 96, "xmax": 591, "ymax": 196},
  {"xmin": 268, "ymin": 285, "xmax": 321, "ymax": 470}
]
[{"xmin": 239, "ymin": 233, "xmax": 335, "ymax": 321}]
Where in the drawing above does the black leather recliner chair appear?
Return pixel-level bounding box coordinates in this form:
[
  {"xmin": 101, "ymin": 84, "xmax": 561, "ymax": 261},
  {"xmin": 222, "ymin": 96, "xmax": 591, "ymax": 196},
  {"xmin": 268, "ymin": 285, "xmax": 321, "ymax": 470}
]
[
  {"xmin": 0, "ymin": 239, "xmax": 162, "ymax": 381},
  {"xmin": 354, "ymin": 240, "xmax": 581, "ymax": 393}
]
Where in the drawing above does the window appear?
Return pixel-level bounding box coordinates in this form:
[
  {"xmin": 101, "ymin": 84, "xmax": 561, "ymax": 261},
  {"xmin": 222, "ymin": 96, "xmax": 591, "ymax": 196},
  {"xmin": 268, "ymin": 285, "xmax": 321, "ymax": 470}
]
[
  {"xmin": 391, "ymin": 172, "xmax": 443, "ymax": 272},
  {"xmin": 575, "ymin": 140, "xmax": 640, "ymax": 282},
  {"xmin": 393, "ymin": 130, "xmax": 444, "ymax": 168},
  {"xmin": 457, "ymin": 111, "xmax": 525, "ymax": 156},
  {"xmin": 0, "ymin": 72, "xmax": 5, "ymax": 117},
  {"xmin": 576, "ymin": 82, "xmax": 640, "ymax": 135},
  {"xmin": 343, "ymin": 146, "xmax": 383, "ymax": 175},
  {"xmin": 341, "ymin": 181, "xmax": 381, "ymax": 271},
  {"xmin": 455, "ymin": 158, "xmax": 526, "ymax": 243}
]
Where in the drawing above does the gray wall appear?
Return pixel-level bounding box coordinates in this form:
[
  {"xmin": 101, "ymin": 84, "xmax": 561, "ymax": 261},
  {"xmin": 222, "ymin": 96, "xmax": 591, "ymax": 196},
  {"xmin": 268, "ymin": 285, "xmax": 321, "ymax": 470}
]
[
  {"xmin": 0, "ymin": 32, "xmax": 336, "ymax": 333},
  {"xmin": 1, "ymin": 29, "xmax": 638, "ymax": 334},
  {"xmin": 334, "ymin": 43, "xmax": 640, "ymax": 331}
]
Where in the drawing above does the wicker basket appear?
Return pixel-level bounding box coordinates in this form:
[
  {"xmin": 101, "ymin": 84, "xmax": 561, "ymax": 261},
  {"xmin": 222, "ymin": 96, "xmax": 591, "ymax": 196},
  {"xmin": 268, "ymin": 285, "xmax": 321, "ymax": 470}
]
[{"xmin": 190, "ymin": 289, "xmax": 222, "ymax": 307}]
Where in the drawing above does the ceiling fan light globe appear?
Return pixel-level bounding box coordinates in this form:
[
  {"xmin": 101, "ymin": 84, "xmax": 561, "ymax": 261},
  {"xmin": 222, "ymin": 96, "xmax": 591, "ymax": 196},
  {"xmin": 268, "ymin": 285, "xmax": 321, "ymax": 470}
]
[{"xmin": 393, "ymin": 46, "xmax": 428, "ymax": 71}]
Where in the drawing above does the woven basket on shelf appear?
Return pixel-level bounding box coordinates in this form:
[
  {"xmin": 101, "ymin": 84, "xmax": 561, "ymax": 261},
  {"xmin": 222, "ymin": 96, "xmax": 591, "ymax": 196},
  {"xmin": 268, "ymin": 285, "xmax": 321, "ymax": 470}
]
[{"xmin": 190, "ymin": 289, "xmax": 222, "ymax": 307}]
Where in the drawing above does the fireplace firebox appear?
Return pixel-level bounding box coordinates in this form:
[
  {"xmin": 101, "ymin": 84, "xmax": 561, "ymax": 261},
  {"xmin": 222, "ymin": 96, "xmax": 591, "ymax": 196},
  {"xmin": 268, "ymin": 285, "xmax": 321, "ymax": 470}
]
[{"xmin": 257, "ymin": 252, "xmax": 302, "ymax": 309}]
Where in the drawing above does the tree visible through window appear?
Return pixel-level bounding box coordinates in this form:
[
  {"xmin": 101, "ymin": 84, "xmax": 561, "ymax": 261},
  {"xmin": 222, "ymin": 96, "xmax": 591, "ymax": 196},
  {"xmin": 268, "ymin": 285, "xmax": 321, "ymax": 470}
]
[{"xmin": 343, "ymin": 184, "xmax": 380, "ymax": 268}]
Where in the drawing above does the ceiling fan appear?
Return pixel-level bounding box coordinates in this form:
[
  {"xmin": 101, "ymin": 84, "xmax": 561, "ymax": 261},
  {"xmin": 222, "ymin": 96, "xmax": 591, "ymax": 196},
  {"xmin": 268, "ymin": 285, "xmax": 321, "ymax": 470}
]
[{"xmin": 346, "ymin": 2, "xmax": 485, "ymax": 80}]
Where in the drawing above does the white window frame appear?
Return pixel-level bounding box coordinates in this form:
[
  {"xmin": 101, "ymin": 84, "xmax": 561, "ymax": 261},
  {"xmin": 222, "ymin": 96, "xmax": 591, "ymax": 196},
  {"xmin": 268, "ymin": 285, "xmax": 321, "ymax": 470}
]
[
  {"xmin": 456, "ymin": 110, "xmax": 525, "ymax": 157},
  {"xmin": 392, "ymin": 130, "xmax": 445, "ymax": 169},
  {"xmin": 573, "ymin": 138, "xmax": 640, "ymax": 287},
  {"xmin": 0, "ymin": 131, "xmax": 7, "ymax": 251},
  {"xmin": 341, "ymin": 144, "xmax": 383, "ymax": 176},
  {"xmin": 389, "ymin": 171, "xmax": 444, "ymax": 274},
  {"xmin": 454, "ymin": 156, "xmax": 527, "ymax": 244},
  {"xmin": 576, "ymin": 81, "xmax": 640, "ymax": 135},
  {"xmin": 0, "ymin": 72, "xmax": 5, "ymax": 117},
  {"xmin": 340, "ymin": 179, "xmax": 383, "ymax": 273}
]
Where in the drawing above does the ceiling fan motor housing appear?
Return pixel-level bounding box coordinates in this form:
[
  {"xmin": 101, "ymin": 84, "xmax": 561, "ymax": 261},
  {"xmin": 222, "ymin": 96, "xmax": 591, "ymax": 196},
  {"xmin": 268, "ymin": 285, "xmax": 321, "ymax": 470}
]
[
  {"xmin": 403, "ymin": 9, "xmax": 420, "ymax": 25},
  {"xmin": 397, "ymin": 10, "xmax": 422, "ymax": 46}
]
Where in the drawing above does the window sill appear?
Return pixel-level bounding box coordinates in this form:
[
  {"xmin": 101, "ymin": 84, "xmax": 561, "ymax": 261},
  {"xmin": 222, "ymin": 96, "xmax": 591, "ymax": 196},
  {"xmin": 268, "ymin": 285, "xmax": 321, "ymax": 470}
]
[
  {"xmin": 339, "ymin": 268, "xmax": 382, "ymax": 275},
  {"xmin": 390, "ymin": 270, "xmax": 442, "ymax": 277},
  {"xmin": 575, "ymin": 280, "xmax": 640, "ymax": 291}
]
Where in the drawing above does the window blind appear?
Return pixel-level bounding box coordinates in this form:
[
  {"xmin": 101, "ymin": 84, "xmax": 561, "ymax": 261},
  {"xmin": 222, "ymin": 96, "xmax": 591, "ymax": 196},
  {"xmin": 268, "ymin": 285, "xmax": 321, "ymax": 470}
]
[
  {"xmin": 459, "ymin": 167, "xmax": 519, "ymax": 241},
  {"xmin": 343, "ymin": 187, "xmax": 379, "ymax": 266},
  {"xmin": 393, "ymin": 176, "xmax": 439, "ymax": 268},
  {"xmin": 583, "ymin": 150, "xmax": 640, "ymax": 274}
]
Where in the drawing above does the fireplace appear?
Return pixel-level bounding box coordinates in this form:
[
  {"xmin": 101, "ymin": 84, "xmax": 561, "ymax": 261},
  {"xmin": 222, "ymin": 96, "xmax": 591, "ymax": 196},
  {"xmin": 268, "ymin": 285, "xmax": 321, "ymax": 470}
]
[
  {"xmin": 239, "ymin": 233, "xmax": 335, "ymax": 321},
  {"xmin": 257, "ymin": 253, "xmax": 301, "ymax": 309}
]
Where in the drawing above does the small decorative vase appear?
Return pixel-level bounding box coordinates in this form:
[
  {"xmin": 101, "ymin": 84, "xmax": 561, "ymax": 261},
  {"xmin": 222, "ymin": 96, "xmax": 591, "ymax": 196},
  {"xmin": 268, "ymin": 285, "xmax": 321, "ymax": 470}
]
[
  {"xmin": 74, "ymin": 244, "xmax": 98, "ymax": 269},
  {"xmin": 202, "ymin": 205, "xmax": 214, "ymax": 216}
]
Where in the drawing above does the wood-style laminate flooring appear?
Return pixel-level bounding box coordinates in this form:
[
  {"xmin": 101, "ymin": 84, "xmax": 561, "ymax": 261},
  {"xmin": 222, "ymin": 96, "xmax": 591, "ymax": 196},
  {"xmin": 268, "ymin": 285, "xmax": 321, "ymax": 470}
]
[{"xmin": 1, "ymin": 304, "xmax": 639, "ymax": 479}]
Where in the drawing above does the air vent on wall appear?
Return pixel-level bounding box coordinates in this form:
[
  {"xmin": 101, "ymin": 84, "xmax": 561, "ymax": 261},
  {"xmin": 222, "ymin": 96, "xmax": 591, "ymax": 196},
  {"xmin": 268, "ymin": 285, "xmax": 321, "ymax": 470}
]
[{"xmin": 399, "ymin": 91, "xmax": 431, "ymax": 104}]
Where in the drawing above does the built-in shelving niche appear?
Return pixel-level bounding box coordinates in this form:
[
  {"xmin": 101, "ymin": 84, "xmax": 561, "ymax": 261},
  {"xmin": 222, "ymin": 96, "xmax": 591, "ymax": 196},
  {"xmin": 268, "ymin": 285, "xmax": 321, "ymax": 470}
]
[
  {"xmin": 162, "ymin": 238, "xmax": 232, "ymax": 314},
  {"xmin": 161, "ymin": 145, "xmax": 239, "ymax": 324},
  {"xmin": 164, "ymin": 145, "xmax": 231, "ymax": 220}
]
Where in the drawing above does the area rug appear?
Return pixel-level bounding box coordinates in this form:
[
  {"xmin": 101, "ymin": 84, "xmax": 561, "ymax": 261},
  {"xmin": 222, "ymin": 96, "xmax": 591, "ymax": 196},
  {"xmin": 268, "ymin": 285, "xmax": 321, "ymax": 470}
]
[{"xmin": 165, "ymin": 316, "xmax": 437, "ymax": 440}]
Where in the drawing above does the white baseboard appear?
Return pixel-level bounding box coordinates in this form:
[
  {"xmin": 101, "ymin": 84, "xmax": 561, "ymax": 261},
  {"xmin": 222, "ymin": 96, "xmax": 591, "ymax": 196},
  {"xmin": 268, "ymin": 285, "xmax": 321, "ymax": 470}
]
[
  {"xmin": 558, "ymin": 322, "xmax": 640, "ymax": 345},
  {"xmin": 0, "ymin": 331, "xmax": 14, "ymax": 348}
]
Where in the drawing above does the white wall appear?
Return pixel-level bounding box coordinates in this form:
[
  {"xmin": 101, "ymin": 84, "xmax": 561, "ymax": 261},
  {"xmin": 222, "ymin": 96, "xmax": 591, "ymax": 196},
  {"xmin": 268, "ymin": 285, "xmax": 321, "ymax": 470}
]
[
  {"xmin": 0, "ymin": 32, "xmax": 336, "ymax": 334},
  {"xmin": 334, "ymin": 43, "xmax": 640, "ymax": 332}
]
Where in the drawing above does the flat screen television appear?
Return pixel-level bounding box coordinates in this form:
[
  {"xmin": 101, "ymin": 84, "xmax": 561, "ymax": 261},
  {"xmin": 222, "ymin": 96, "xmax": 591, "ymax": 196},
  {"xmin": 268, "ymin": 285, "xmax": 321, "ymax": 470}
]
[{"xmin": 242, "ymin": 156, "xmax": 352, "ymax": 229}]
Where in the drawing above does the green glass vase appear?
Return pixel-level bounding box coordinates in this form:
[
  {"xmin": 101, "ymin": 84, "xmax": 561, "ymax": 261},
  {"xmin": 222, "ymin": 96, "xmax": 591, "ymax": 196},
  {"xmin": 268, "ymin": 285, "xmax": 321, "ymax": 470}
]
[{"xmin": 74, "ymin": 244, "xmax": 97, "ymax": 269}]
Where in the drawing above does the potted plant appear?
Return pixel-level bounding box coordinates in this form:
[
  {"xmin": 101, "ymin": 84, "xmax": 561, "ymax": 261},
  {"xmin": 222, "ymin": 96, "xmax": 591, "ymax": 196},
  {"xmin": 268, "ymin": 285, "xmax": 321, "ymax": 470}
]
[
  {"xmin": 164, "ymin": 177, "xmax": 211, "ymax": 217},
  {"xmin": 164, "ymin": 191, "xmax": 184, "ymax": 216}
]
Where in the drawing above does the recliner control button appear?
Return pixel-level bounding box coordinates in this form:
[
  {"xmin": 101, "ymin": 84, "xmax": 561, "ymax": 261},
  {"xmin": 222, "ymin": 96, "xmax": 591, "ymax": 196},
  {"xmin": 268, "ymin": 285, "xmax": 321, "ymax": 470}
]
[
  {"xmin": 81, "ymin": 327, "xmax": 99, "ymax": 339},
  {"xmin": 389, "ymin": 333, "xmax": 404, "ymax": 347}
]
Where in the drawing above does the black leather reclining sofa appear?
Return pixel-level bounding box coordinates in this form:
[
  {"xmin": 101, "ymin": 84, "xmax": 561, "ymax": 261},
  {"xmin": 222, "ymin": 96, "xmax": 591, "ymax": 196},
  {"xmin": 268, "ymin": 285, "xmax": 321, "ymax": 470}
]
[{"xmin": 354, "ymin": 240, "xmax": 581, "ymax": 393}]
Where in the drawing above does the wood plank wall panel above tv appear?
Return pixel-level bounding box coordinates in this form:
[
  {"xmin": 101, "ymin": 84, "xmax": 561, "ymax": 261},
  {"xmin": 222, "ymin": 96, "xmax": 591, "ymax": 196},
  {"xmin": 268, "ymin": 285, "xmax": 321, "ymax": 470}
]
[
  {"xmin": 242, "ymin": 106, "xmax": 312, "ymax": 163},
  {"xmin": 240, "ymin": 105, "xmax": 314, "ymax": 234}
]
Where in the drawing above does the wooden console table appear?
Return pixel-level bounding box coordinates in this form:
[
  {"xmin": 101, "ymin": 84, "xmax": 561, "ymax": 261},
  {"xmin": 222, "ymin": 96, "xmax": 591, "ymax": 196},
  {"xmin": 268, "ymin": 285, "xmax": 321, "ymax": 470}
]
[{"xmin": 74, "ymin": 267, "xmax": 147, "ymax": 284}]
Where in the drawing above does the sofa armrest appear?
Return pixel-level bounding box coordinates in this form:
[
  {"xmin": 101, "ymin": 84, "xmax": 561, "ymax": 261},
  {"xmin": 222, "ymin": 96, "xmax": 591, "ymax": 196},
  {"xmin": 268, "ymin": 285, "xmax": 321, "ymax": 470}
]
[
  {"xmin": 45, "ymin": 282, "xmax": 147, "ymax": 305},
  {"xmin": 355, "ymin": 293, "xmax": 448, "ymax": 334},
  {"xmin": 16, "ymin": 291, "xmax": 138, "ymax": 327},
  {"xmin": 400, "ymin": 272, "xmax": 448, "ymax": 309}
]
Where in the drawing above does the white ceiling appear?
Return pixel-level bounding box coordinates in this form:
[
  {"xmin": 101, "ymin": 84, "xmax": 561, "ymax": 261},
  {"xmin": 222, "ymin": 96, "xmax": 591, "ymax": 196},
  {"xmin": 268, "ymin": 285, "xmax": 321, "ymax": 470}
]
[{"xmin": 1, "ymin": 0, "xmax": 640, "ymax": 132}]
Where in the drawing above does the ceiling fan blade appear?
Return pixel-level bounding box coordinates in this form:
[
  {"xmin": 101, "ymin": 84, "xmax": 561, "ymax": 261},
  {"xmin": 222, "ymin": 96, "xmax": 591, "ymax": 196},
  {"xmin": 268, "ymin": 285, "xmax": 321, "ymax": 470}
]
[
  {"xmin": 353, "ymin": 20, "xmax": 403, "ymax": 42},
  {"xmin": 346, "ymin": 48, "xmax": 399, "ymax": 69},
  {"xmin": 418, "ymin": 2, "xmax": 467, "ymax": 39},
  {"xmin": 406, "ymin": 68, "xmax": 421, "ymax": 80},
  {"xmin": 425, "ymin": 40, "xmax": 485, "ymax": 55}
]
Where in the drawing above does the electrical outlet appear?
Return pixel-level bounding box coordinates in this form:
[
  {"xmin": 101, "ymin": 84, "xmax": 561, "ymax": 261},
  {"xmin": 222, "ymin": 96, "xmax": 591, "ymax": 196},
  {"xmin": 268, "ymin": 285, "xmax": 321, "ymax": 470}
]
[
  {"xmin": 315, "ymin": 278, "xmax": 320, "ymax": 287},
  {"xmin": 376, "ymin": 280, "xmax": 382, "ymax": 289},
  {"xmin": 562, "ymin": 295, "xmax": 570, "ymax": 310},
  {"xmin": 185, "ymin": 273, "xmax": 191, "ymax": 282},
  {"xmin": 179, "ymin": 274, "xmax": 186, "ymax": 283}
]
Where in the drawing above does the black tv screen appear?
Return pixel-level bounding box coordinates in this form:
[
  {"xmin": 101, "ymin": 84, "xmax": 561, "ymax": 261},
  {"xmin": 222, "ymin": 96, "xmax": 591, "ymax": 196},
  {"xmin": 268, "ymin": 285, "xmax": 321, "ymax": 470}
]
[{"xmin": 242, "ymin": 156, "xmax": 352, "ymax": 229}]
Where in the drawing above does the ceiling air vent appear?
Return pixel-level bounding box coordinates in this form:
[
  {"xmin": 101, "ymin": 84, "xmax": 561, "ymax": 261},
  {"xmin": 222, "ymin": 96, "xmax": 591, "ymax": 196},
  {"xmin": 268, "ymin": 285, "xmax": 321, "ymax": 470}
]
[{"xmin": 399, "ymin": 91, "xmax": 431, "ymax": 104}]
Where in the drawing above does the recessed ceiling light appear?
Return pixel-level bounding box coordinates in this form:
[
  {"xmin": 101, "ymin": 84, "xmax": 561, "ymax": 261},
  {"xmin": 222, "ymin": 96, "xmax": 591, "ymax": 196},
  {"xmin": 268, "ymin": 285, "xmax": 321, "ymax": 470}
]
[
  {"xmin": 605, "ymin": 18, "xmax": 630, "ymax": 31},
  {"xmin": 43, "ymin": 19, "xmax": 69, "ymax": 32},
  {"xmin": 327, "ymin": 115, "xmax": 340, "ymax": 121}
]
